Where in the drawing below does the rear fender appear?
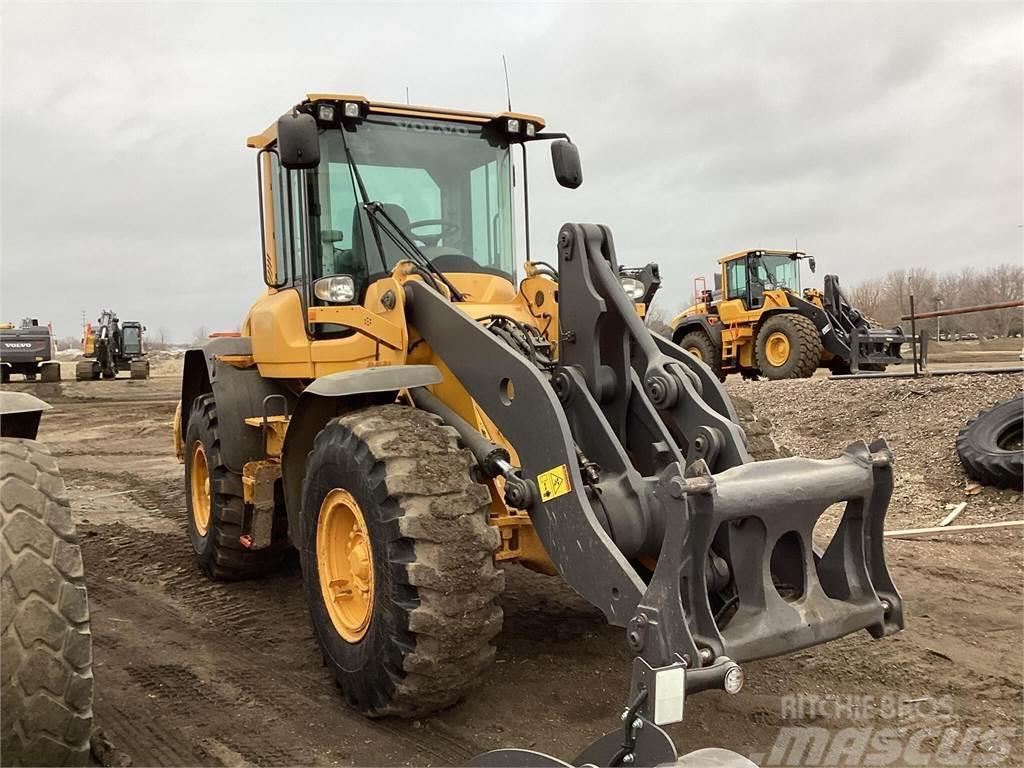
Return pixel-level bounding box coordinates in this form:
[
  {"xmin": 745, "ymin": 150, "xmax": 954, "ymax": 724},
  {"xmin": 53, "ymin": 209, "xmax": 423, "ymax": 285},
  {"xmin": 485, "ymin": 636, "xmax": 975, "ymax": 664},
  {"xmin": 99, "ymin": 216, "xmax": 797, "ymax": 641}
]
[
  {"xmin": 280, "ymin": 365, "xmax": 443, "ymax": 547},
  {"xmin": 179, "ymin": 337, "xmax": 295, "ymax": 474},
  {"xmin": 671, "ymin": 315, "xmax": 722, "ymax": 348}
]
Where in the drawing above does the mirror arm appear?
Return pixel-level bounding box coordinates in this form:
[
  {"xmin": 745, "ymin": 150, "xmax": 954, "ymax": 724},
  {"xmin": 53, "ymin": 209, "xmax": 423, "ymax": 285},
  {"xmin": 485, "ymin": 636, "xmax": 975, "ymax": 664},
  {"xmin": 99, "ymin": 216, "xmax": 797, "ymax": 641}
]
[
  {"xmin": 521, "ymin": 144, "xmax": 531, "ymax": 263},
  {"xmin": 523, "ymin": 131, "xmax": 572, "ymax": 144}
]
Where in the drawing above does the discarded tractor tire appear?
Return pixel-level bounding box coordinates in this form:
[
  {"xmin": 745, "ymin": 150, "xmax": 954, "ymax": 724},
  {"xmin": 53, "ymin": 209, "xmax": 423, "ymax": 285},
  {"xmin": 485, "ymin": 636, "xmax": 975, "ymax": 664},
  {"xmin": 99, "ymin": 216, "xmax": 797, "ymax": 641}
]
[
  {"xmin": 755, "ymin": 314, "xmax": 822, "ymax": 380},
  {"xmin": 184, "ymin": 394, "xmax": 283, "ymax": 580},
  {"xmin": 956, "ymin": 396, "xmax": 1024, "ymax": 490},
  {"xmin": 677, "ymin": 330, "xmax": 723, "ymax": 380},
  {"xmin": 1, "ymin": 438, "xmax": 93, "ymax": 766},
  {"xmin": 301, "ymin": 404, "xmax": 503, "ymax": 718}
]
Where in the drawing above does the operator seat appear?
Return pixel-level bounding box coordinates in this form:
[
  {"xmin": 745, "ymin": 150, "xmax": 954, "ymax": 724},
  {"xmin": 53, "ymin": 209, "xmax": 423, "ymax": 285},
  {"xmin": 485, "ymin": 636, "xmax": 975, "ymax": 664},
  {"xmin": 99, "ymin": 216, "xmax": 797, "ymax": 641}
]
[{"xmin": 347, "ymin": 202, "xmax": 416, "ymax": 275}]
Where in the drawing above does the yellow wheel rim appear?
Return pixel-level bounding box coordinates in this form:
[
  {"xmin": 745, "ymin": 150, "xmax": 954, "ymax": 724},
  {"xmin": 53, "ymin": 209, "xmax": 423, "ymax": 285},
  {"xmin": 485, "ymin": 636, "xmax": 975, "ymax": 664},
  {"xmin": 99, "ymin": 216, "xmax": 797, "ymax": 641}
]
[
  {"xmin": 189, "ymin": 442, "xmax": 211, "ymax": 537},
  {"xmin": 765, "ymin": 331, "xmax": 791, "ymax": 367},
  {"xmin": 317, "ymin": 489, "xmax": 374, "ymax": 642},
  {"xmin": 687, "ymin": 345, "xmax": 703, "ymax": 361}
]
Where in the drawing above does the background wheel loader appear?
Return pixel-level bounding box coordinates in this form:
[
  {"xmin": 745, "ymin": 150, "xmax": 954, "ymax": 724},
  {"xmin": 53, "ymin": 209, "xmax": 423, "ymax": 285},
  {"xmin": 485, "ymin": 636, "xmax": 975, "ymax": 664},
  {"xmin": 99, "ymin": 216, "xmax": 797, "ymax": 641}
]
[
  {"xmin": 77, "ymin": 310, "xmax": 150, "ymax": 380},
  {"xmin": 173, "ymin": 94, "xmax": 903, "ymax": 765},
  {"xmin": 671, "ymin": 250, "xmax": 924, "ymax": 380}
]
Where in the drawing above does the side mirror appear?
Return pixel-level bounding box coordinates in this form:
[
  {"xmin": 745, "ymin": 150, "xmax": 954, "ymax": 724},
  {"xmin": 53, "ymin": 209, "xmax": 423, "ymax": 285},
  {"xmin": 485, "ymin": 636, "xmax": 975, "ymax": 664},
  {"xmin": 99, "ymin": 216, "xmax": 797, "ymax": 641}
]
[
  {"xmin": 277, "ymin": 112, "xmax": 320, "ymax": 170},
  {"xmin": 551, "ymin": 140, "xmax": 583, "ymax": 189},
  {"xmin": 808, "ymin": 256, "xmax": 816, "ymax": 273}
]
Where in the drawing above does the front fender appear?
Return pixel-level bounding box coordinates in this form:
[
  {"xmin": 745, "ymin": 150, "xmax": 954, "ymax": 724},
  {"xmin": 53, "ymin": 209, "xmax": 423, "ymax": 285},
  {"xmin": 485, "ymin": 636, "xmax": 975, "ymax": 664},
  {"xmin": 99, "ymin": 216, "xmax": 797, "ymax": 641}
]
[{"xmin": 280, "ymin": 364, "xmax": 443, "ymax": 547}]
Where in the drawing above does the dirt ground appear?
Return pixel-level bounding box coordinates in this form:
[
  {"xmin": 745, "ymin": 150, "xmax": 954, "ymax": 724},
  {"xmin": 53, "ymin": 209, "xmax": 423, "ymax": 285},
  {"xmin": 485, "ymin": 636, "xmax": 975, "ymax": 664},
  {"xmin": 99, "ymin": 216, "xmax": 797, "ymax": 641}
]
[{"xmin": 3, "ymin": 363, "xmax": 1022, "ymax": 767}]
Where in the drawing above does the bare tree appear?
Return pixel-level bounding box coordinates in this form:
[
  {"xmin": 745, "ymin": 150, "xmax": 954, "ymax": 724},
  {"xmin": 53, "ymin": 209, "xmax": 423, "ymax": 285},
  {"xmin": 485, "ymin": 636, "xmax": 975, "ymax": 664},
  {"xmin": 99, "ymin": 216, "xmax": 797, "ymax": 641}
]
[
  {"xmin": 645, "ymin": 305, "xmax": 677, "ymax": 337},
  {"xmin": 849, "ymin": 263, "xmax": 1023, "ymax": 338}
]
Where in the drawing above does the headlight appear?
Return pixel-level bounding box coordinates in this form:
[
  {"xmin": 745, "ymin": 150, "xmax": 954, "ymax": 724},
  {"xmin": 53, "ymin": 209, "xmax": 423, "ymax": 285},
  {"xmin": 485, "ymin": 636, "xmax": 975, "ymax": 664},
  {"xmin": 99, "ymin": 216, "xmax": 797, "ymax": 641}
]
[
  {"xmin": 313, "ymin": 275, "xmax": 356, "ymax": 304},
  {"xmin": 619, "ymin": 276, "xmax": 646, "ymax": 301}
]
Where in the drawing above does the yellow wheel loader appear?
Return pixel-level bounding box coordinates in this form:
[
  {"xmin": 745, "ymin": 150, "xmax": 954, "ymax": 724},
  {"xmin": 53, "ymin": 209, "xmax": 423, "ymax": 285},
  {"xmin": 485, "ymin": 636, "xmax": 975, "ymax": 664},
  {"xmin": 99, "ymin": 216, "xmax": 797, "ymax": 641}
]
[
  {"xmin": 173, "ymin": 94, "xmax": 903, "ymax": 766},
  {"xmin": 671, "ymin": 250, "xmax": 918, "ymax": 380}
]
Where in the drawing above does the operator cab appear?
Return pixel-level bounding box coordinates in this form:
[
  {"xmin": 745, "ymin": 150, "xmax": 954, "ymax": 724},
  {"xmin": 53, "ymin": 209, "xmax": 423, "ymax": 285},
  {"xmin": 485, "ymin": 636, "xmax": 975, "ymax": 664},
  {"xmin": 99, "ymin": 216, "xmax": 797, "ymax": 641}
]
[
  {"xmin": 250, "ymin": 94, "xmax": 582, "ymax": 338},
  {"xmin": 721, "ymin": 250, "xmax": 814, "ymax": 310}
]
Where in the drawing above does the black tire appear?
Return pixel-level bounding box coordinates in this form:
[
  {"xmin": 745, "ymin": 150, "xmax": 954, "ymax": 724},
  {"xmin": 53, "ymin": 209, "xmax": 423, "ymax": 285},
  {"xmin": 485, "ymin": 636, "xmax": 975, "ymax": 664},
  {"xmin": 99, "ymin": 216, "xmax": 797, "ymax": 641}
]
[
  {"xmin": 955, "ymin": 396, "xmax": 1023, "ymax": 490},
  {"xmin": 301, "ymin": 404, "xmax": 503, "ymax": 718},
  {"xmin": 1, "ymin": 438, "xmax": 93, "ymax": 766},
  {"xmin": 755, "ymin": 314, "xmax": 822, "ymax": 380},
  {"xmin": 183, "ymin": 394, "xmax": 283, "ymax": 580},
  {"xmin": 1, "ymin": 366, "xmax": 9, "ymax": 383},
  {"xmin": 677, "ymin": 330, "xmax": 724, "ymax": 380},
  {"xmin": 40, "ymin": 364, "xmax": 61, "ymax": 384}
]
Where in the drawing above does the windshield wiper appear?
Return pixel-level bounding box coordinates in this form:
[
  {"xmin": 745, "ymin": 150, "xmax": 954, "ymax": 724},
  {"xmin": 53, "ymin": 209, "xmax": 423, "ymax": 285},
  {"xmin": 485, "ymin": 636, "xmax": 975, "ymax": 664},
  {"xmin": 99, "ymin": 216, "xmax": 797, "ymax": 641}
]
[
  {"xmin": 363, "ymin": 202, "xmax": 465, "ymax": 302},
  {"xmin": 336, "ymin": 127, "xmax": 464, "ymax": 302}
]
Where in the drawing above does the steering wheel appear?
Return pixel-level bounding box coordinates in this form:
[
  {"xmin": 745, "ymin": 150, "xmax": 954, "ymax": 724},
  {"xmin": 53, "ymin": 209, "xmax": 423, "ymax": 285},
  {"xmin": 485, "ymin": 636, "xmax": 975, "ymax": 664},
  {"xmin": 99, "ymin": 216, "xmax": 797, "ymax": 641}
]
[{"xmin": 408, "ymin": 219, "xmax": 461, "ymax": 247}]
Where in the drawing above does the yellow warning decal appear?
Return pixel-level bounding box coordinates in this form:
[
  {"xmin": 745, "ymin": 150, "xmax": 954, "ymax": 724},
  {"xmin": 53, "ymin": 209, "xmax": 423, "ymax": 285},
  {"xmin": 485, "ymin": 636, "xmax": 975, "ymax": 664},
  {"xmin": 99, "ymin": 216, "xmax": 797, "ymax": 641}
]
[{"xmin": 537, "ymin": 464, "xmax": 572, "ymax": 502}]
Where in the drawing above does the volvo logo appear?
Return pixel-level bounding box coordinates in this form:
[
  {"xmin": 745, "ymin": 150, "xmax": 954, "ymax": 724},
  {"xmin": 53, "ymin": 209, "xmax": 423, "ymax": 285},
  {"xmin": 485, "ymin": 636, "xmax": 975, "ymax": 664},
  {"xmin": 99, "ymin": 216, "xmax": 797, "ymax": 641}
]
[
  {"xmin": 3, "ymin": 342, "xmax": 32, "ymax": 348},
  {"xmin": 396, "ymin": 120, "xmax": 470, "ymax": 137}
]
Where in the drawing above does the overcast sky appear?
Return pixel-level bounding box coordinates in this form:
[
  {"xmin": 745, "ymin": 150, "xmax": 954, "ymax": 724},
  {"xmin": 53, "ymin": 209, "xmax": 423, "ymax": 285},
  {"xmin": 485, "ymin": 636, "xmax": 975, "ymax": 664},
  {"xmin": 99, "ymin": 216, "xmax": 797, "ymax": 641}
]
[{"xmin": 2, "ymin": 1, "xmax": 1021, "ymax": 343}]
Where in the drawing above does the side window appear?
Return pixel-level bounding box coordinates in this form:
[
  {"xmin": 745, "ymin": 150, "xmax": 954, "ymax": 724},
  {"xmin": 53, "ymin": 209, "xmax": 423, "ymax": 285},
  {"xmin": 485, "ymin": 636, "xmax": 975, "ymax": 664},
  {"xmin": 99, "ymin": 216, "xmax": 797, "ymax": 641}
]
[
  {"xmin": 268, "ymin": 153, "xmax": 291, "ymax": 285},
  {"xmin": 726, "ymin": 260, "xmax": 747, "ymax": 301},
  {"xmin": 470, "ymin": 162, "xmax": 496, "ymax": 266}
]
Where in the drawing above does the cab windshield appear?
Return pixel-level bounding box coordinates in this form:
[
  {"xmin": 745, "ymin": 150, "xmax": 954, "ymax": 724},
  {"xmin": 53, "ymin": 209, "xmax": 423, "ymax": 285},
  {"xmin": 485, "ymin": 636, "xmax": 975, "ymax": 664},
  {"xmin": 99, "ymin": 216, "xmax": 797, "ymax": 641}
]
[
  {"xmin": 312, "ymin": 116, "xmax": 514, "ymax": 296},
  {"xmin": 122, "ymin": 325, "xmax": 140, "ymax": 352},
  {"xmin": 751, "ymin": 254, "xmax": 801, "ymax": 293}
]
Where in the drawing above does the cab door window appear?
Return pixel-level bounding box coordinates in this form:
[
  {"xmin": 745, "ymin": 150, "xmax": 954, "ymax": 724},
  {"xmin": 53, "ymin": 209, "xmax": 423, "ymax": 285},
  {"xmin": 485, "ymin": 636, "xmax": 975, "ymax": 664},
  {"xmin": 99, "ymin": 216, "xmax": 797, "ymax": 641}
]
[
  {"xmin": 267, "ymin": 152, "xmax": 291, "ymax": 285},
  {"xmin": 726, "ymin": 259, "xmax": 747, "ymax": 303}
]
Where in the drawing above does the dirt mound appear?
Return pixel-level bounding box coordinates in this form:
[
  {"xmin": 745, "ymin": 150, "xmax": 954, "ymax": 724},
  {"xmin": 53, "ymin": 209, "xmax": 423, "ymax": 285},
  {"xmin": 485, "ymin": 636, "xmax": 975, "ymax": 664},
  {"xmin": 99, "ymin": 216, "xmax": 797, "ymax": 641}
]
[{"xmin": 729, "ymin": 372, "xmax": 1024, "ymax": 529}]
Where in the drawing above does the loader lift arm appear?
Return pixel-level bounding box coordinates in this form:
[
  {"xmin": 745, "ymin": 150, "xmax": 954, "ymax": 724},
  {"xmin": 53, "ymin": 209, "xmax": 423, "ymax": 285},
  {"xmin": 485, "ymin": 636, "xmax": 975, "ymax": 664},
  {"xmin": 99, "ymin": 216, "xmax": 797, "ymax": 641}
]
[{"xmin": 407, "ymin": 223, "xmax": 903, "ymax": 717}]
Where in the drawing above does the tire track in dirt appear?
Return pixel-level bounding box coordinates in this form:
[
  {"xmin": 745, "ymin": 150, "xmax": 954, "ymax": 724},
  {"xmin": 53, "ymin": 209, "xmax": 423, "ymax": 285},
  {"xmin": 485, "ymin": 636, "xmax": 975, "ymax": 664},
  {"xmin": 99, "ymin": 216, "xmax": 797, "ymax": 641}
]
[
  {"xmin": 79, "ymin": 512, "xmax": 486, "ymax": 765},
  {"xmin": 95, "ymin": 701, "xmax": 212, "ymax": 765}
]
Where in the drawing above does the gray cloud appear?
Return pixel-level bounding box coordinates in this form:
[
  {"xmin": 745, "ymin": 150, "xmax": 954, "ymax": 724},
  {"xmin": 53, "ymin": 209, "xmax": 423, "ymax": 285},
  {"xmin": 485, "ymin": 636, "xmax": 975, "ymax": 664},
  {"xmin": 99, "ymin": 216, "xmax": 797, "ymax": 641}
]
[{"xmin": 2, "ymin": 1, "xmax": 1020, "ymax": 341}]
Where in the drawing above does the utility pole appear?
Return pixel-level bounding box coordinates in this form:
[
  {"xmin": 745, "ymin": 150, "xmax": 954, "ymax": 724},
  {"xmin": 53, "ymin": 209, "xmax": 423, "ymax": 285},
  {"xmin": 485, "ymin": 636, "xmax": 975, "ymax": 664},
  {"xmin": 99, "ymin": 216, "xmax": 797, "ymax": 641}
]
[{"xmin": 933, "ymin": 296, "xmax": 943, "ymax": 340}]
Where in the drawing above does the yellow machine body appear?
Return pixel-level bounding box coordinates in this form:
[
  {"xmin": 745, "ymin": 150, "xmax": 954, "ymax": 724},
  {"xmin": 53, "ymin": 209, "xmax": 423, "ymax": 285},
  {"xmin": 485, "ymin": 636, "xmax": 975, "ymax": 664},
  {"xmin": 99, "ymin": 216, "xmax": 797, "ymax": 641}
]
[{"xmin": 672, "ymin": 249, "xmax": 830, "ymax": 372}]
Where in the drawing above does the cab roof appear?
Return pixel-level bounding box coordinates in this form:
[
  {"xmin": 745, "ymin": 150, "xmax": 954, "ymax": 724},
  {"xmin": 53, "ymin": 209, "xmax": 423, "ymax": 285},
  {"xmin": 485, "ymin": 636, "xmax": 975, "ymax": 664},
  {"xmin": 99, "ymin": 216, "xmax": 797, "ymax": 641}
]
[
  {"xmin": 718, "ymin": 249, "xmax": 805, "ymax": 265},
  {"xmin": 246, "ymin": 93, "xmax": 546, "ymax": 149}
]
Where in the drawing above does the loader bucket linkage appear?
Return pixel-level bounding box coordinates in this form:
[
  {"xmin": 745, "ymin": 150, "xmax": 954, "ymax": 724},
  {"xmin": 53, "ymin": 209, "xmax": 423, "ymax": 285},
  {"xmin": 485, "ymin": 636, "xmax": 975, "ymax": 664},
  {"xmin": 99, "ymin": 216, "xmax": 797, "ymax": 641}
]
[{"xmin": 406, "ymin": 223, "xmax": 903, "ymax": 764}]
